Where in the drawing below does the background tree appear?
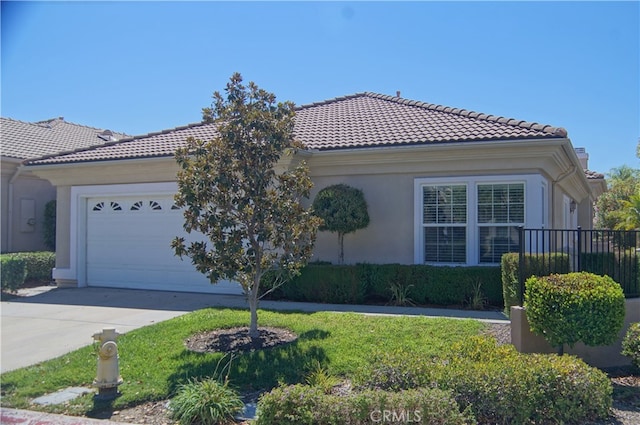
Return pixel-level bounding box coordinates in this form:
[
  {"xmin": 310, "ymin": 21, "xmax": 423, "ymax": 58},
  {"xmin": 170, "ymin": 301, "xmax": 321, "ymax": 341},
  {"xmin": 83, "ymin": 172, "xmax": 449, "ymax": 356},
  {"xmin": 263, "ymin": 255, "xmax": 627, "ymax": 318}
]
[
  {"xmin": 172, "ymin": 73, "xmax": 322, "ymax": 338},
  {"xmin": 595, "ymin": 165, "xmax": 640, "ymax": 230},
  {"xmin": 312, "ymin": 184, "xmax": 370, "ymax": 264},
  {"xmin": 615, "ymin": 191, "xmax": 640, "ymax": 230}
]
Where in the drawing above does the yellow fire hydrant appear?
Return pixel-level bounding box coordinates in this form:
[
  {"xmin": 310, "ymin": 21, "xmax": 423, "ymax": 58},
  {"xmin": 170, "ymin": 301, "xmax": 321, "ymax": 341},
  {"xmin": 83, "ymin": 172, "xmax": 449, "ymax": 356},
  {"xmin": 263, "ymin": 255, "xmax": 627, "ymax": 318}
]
[{"xmin": 92, "ymin": 328, "xmax": 123, "ymax": 399}]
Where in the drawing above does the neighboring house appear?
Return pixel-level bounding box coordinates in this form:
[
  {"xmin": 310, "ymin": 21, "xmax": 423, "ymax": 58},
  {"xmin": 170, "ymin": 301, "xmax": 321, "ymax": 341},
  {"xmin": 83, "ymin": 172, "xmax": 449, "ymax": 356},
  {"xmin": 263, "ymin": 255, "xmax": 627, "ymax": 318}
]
[
  {"xmin": 1, "ymin": 117, "xmax": 128, "ymax": 253},
  {"xmin": 25, "ymin": 92, "xmax": 606, "ymax": 294}
]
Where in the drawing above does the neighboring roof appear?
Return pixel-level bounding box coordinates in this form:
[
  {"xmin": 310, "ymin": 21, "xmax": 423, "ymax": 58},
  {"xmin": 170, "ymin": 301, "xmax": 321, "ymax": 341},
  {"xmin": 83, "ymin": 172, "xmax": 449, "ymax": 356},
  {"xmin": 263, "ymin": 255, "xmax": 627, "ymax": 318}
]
[
  {"xmin": 27, "ymin": 92, "xmax": 568, "ymax": 166},
  {"xmin": 584, "ymin": 169, "xmax": 605, "ymax": 180},
  {"xmin": 1, "ymin": 117, "xmax": 129, "ymax": 160}
]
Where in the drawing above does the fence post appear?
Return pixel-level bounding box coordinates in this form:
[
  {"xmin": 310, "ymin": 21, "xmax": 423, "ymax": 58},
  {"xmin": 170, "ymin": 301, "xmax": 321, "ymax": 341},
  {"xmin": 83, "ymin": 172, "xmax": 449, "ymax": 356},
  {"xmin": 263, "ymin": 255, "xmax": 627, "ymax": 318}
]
[
  {"xmin": 576, "ymin": 226, "xmax": 582, "ymax": 272},
  {"xmin": 518, "ymin": 226, "xmax": 525, "ymax": 306}
]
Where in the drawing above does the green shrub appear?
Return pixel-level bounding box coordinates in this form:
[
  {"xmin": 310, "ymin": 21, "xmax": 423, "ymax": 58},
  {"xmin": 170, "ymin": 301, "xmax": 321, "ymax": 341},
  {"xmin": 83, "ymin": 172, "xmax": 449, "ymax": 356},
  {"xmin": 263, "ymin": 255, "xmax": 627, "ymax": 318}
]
[
  {"xmin": 262, "ymin": 263, "xmax": 502, "ymax": 308},
  {"xmin": 501, "ymin": 252, "xmax": 570, "ymax": 315},
  {"xmin": 525, "ymin": 272, "xmax": 626, "ymax": 353},
  {"xmin": 43, "ymin": 200, "xmax": 56, "ymax": 251},
  {"xmin": 356, "ymin": 336, "xmax": 612, "ymax": 424},
  {"xmin": 353, "ymin": 349, "xmax": 436, "ymax": 392},
  {"xmin": 9, "ymin": 252, "xmax": 55, "ymax": 282},
  {"xmin": 256, "ymin": 384, "xmax": 475, "ymax": 425},
  {"xmin": 1, "ymin": 256, "xmax": 27, "ymax": 292},
  {"xmin": 622, "ymin": 322, "xmax": 640, "ymax": 369},
  {"xmin": 262, "ymin": 265, "xmax": 364, "ymax": 304},
  {"xmin": 170, "ymin": 377, "xmax": 244, "ymax": 425}
]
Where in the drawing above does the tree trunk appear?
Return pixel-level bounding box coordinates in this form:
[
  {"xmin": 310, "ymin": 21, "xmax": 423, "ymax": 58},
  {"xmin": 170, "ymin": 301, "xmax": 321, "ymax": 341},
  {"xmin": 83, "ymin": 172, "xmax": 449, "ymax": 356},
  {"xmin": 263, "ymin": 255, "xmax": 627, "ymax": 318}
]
[
  {"xmin": 248, "ymin": 274, "xmax": 260, "ymax": 339},
  {"xmin": 557, "ymin": 344, "xmax": 564, "ymax": 356},
  {"xmin": 338, "ymin": 233, "xmax": 345, "ymax": 265}
]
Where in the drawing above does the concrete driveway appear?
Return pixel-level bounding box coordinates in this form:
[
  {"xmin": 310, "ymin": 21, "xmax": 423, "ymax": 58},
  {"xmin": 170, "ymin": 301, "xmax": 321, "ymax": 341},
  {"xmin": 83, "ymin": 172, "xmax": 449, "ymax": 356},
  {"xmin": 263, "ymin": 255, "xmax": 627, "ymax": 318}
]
[
  {"xmin": 1, "ymin": 286, "xmax": 508, "ymax": 373},
  {"xmin": 0, "ymin": 286, "xmax": 250, "ymax": 373}
]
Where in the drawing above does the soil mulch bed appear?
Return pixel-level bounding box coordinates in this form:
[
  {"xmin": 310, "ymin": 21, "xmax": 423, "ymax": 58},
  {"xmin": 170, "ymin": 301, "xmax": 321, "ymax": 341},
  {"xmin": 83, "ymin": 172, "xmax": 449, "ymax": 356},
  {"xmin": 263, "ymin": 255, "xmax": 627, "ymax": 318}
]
[{"xmin": 185, "ymin": 326, "xmax": 298, "ymax": 354}]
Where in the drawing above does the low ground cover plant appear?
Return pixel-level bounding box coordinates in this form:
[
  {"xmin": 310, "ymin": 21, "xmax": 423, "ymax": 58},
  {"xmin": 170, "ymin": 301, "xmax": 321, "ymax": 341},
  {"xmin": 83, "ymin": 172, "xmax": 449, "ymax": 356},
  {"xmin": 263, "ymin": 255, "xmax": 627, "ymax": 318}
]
[
  {"xmin": 170, "ymin": 377, "xmax": 244, "ymax": 425},
  {"xmin": 256, "ymin": 385, "xmax": 475, "ymax": 425},
  {"xmin": 525, "ymin": 272, "xmax": 625, "ymax": 354},
  {"xmin": 355, "ymin": 336, "xmax": 612, "ymax": 424}
]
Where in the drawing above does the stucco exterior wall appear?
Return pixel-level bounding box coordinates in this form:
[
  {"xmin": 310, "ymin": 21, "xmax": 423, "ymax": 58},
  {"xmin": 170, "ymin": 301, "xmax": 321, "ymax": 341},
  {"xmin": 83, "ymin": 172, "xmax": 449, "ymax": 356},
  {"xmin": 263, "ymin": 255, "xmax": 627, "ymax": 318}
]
[
  {"xmin": 1, "ymin": 160, "xmax": 55, "ymax": 253},
  {"xmin": 1, "ymin": 162, "xmax": 13, "ymax": 252},
  {"xmin": 29, "ymin": 137, "xmax": 594, "ymax": 286},
  {"xmin": 55, "ymin": 186, "xmax": 71, "ymax": 270},
  {"xmin": 310, "ymin": 173, "xmax": 415, "ymax": 264},
  {"xmin": 305, "ymin": 140, "xmax": 589, "ymax": 265}
]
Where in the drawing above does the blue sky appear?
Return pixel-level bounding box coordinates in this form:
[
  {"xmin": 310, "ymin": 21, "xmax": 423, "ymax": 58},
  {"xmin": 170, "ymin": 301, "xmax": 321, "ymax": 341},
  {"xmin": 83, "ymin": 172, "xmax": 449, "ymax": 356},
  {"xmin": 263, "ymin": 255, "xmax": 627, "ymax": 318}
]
[{"xmin": 2, "ymin": 1, "xmax": 638, "ymax": 175}]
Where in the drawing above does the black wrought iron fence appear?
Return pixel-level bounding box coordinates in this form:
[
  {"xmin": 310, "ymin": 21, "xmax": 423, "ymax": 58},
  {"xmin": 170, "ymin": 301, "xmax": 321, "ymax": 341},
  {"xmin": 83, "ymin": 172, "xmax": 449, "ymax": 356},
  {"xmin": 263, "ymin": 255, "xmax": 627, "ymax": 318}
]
[{"xmin": 518, "ymin": 227, "xmax": 640, "ymax": 304}]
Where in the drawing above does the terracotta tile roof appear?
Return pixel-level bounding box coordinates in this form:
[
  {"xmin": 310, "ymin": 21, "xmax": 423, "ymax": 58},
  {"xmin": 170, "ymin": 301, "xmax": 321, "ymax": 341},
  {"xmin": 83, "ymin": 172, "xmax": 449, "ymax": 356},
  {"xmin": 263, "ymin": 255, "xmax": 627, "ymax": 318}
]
[
  {"xmin": 26, "ymin": 92, "xmax": 568, "ymax": 165},
  {"xmin": 27, "ymin": 123, "xmax": 217, "ymax": 165},
  {"xmin": 1, "ymin": 117, "xmax": 129, "ymax": 160},
  {"xmin": 294, "ymin": 92, "xmax": 567, "ymax": 150},
  {"xmin": 584, "ymin": 169, "xmax": 605, "ymax": 180}
]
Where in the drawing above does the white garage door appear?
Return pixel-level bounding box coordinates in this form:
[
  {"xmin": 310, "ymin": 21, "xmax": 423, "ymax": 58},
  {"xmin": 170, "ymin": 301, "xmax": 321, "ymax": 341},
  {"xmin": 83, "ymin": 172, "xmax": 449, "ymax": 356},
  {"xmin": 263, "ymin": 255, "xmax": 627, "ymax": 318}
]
[{"xmin": 86, "ymin": 195, "xmax": 242, "ymax": 294}]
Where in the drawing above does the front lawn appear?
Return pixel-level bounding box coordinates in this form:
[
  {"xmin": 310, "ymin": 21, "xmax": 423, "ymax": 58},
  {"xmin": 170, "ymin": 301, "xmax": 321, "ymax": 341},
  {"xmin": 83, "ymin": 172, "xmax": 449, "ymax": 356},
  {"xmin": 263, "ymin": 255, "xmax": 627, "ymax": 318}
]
[{"xmin": 0, "ymin": 308, "xmax": 483, "ymax": 416}]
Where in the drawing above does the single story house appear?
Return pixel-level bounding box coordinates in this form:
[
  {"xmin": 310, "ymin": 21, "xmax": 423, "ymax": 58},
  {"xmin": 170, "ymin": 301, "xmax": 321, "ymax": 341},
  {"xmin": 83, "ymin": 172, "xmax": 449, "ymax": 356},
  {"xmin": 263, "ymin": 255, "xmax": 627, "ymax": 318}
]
[
  {"xmin": 25, "ymin": 92, "xmax": 606, "ymax": 294},
  {"xmin": 1, "ymin": 117, "xmax": 128, "ymax": 253}
]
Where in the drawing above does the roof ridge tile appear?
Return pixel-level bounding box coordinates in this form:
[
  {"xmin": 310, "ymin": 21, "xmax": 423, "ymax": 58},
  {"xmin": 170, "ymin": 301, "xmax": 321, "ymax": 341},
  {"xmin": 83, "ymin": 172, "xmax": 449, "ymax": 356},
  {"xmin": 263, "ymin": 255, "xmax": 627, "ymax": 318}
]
[{"xmin": 354, "ymin": 92, "xmax": 567, "ymax": 137}]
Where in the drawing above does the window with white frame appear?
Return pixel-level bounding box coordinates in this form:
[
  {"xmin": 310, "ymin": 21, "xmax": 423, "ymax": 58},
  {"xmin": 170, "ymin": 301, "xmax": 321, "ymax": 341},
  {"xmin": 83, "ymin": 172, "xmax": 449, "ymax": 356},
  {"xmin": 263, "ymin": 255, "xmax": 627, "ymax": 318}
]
[
  {"xmin": 422, "ymin": 185, "xmax": 467, "ymax": 263},
  {"xmin": 477, "ymin": 183, "xmax": 524, "ymax": 263},
  {"xmin": 416, "ymin": 176, "xmax": 541, "ymax": 266}
]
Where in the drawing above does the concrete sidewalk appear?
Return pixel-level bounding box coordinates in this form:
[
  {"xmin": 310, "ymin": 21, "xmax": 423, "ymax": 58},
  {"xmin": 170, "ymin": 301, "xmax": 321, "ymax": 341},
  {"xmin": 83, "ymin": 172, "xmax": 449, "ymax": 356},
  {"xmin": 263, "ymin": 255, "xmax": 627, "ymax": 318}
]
[
  {"xmin": 1, "ymin": 286, "xmax": 508, "ymax": 373},
  {"xmin": 0, "ymin": 408, "xmax": 137, "ymax": 425}
]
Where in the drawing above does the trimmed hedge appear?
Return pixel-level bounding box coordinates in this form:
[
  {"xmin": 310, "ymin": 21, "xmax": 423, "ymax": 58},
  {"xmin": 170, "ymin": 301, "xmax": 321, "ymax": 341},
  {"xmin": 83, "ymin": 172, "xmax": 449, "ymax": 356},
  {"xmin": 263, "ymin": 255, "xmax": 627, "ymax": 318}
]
[
  {"xmin": 355, "ymin": 336, "xmax": 612, "ymax": 424},
  {"xmin": 262, "ymin": 263, "xmax": 502, "ymax": 308},
  {"xmin": 256, "ymin": 384, "xmax": 475, "ymax": 425},
  {"xmin": 501, "ymin": 252, "xmax": 570, "ymax": 315},
  {"xmin": 525, "ymin": 272, "xmax": 626, "ymax": 351},
  {"xmin": 1, "ymin": 256, "xmax": 27, "ymax": 292},
  {"xmin": 581, "ymin": 251, "xmax": 640, "ymax": 297},
  {"xmin": 0, "ymin": 252, "xmax": 55, "ymax": 291}
]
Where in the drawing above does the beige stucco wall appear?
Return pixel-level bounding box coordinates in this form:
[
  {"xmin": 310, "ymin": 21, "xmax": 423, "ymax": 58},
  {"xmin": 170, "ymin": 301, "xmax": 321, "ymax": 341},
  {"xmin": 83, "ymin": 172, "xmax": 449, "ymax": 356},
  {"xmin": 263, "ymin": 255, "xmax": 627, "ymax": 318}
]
[
  {"xmin": 1, "ymin": 159, "xmax": 55, "ymax": 253},
  {"xmin": 307, "ymin": 139, "xmax": 591, "ymax": 264},
  {"xmin": 0, "ymin": 161, "xmax": 14, "ymax": 252},
  {"xmin": 29, "ymin": 137, "xmax": 594, "ymax": 283},
  {"xmin": 55, "ymin": 186, "xmax": 71, "ymax": 270},
  {"xmin": 310, "ymin": 173, "xmax": 415, "ymax": 264}
]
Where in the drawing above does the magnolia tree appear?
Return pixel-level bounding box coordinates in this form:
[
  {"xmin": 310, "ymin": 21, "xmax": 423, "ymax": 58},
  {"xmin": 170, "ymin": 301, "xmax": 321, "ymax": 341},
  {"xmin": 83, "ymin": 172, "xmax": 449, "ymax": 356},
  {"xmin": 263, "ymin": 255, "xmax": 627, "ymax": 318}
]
[{"xmin": 172, "ymin": 73, "xmax": 322, "ymax": 338}]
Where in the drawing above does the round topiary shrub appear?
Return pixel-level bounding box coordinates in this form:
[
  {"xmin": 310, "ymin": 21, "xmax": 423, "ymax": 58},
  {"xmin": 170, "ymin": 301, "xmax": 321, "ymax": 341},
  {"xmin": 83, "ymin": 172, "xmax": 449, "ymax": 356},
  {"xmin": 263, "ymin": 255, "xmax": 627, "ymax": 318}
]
[
  {"xmin": 622, "ymin": 322, "xmax": 640, "ymax": 369},
  {"xmin": 312, "ymin": 184, "xmax": 369, "ymax": 264},
  {"xmin": 525, "ymin": 272, "xmax": 625, "ymax": 354}
]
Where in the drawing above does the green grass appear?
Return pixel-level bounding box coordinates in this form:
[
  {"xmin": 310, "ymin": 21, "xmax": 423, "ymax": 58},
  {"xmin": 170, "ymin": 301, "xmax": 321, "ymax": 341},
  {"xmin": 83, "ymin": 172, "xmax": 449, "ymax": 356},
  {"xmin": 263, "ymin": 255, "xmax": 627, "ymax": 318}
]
[{"xmin": 0, "ymin": 308, "xmax": 484, "ymax": 416}]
